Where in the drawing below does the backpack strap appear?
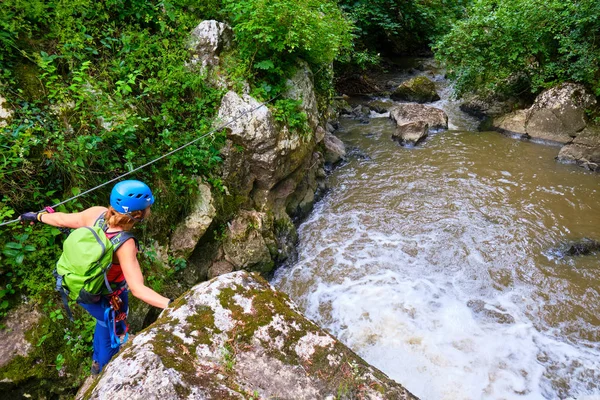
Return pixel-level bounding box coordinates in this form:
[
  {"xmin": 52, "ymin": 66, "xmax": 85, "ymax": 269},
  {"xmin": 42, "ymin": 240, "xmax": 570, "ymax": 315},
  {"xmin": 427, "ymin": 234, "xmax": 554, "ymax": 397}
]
[
  {"xmin": 94, "ymin": 211, "xmax": 108, "ymax": 232},
  {"xmin": 109, "ymin": 231, "xmax": 139, "ymax": 252}
]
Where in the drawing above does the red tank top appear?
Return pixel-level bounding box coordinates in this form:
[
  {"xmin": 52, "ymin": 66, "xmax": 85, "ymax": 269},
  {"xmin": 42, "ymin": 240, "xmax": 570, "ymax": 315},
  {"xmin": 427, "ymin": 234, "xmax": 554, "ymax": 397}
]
[{"xmin": 105, "ymin": 231, "xmax": 126, "ymax": 283}]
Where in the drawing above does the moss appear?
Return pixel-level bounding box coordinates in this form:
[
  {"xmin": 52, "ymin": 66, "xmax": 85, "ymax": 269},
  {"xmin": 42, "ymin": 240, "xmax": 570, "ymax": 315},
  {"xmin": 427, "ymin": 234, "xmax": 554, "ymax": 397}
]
[
  {"xmin": 0, "ymin": 314, "xmax": 84, "ymax": 398},
  {"xmin": 12, "ymin": 62, "xmax": 46, "ymax": 101},
  {"xmin": 185, "ymin": 305, "xmax": 220, "ymax": 346}
]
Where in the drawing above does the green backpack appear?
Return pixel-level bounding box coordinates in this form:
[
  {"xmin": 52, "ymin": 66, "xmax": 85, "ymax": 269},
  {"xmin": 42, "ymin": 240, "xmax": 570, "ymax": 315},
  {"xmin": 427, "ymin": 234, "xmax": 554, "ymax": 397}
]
[{"xmin": 54, "ymin": 215, "xmax": 135, "ymax": 319}]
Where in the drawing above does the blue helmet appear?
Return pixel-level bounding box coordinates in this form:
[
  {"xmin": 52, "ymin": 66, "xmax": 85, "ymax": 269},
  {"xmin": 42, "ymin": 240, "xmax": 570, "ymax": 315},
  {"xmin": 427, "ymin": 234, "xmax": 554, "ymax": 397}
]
[{"xmin": 110, "ymin": 180, "xmax": 154, "ymax": 213}]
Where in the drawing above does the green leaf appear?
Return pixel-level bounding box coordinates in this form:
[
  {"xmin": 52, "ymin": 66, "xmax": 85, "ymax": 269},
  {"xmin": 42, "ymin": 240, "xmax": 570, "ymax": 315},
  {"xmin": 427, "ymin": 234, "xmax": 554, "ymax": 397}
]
[
  {"xmin": 4, "ymin": 242, "xmax": 22, "ymax": 250},
  {"xmin": 15, "ymin": 254, "xmax": 24, "ymax": 264},
  {"xmin": 254, "ymin": 60, "xmax": 275, "ymax": 70}
]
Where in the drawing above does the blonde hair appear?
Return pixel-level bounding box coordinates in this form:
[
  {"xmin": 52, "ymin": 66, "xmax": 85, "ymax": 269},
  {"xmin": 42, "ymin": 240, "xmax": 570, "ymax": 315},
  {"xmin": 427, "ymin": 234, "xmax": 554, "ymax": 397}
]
[{"xmin": 105, "ymin": 206, "xmax": 150, "ymax": 231}]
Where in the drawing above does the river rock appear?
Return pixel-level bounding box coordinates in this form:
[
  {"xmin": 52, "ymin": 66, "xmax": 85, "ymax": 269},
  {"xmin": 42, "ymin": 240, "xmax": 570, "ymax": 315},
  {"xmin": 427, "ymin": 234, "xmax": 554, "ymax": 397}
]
[
  {"xmin": 0, "ymin": 95, "xmax": 12, "ymax": 128},
  {"xmin": 391, "ymin": 76, "xmax": 440, "ymax": 103},
  {"xmin": 393, "ymin": 121, "xmax": 429, "ymax": 146},
  {"xmin": 77, "ymin": 271, "xmax": 417, "ymax": 400},
  {"xmin": 389, "ymin": 103, "xmax": 448, "ymax": 130},
  {"xmin": 557, "ymin": 126, "xmax": 600, "ymax": 171},
  {"xmin": 368, "ymin": 100, "xmax": 393, "ymax": 113},
  {"xmin": 170, "ymin": 182, "xmax": 216, "ymax": 259},
  {"xmin": 222, "ymin": 211, "xmax": 276, "ymax": 273},
  {"xmin": 188, "ymin": 20, "xmax": 233, "ymax": 70},
  {"xmin": 323, "ymin": 132, "xmax": 346, "ymax": 164},
  {"xmin": 492, "ymin": 109, "xmax": 527, "ymax": 136},
  {"xmin": 460, "ymin": 94, "xmax": 518, "ymax": 119},
  {"xmin": 525, "ymin": 83, "xmax": 596, "ymax": 143},
  {"xmin": 0, "ymin": 305, "xmax": 42, "ymax": 369}
]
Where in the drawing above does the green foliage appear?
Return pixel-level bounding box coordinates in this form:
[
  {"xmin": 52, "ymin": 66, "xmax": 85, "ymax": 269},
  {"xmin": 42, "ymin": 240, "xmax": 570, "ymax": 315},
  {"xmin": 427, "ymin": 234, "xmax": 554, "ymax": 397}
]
[
  {"xmin": 435, "ymin": 0, "xmax": 600, "ymax": 97},
  {"xmin": 337, "ymin": 0, "xmax": 467, "ymax": 60},
  {"xmin": 222, "ymin": 0, "xmax": 352, "ymax": 84}
]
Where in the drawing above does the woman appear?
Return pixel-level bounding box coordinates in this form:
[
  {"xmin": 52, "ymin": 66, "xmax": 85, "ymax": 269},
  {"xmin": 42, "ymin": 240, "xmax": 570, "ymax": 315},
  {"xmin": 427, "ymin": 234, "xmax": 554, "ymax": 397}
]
[{"xmin": 20, "ymin": 180, "xmax": 171, "ymax": 374}]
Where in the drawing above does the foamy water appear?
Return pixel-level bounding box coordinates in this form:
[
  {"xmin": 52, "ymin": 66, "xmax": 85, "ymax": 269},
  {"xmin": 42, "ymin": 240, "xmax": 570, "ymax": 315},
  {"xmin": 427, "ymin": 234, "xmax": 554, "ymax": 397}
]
[{"xmin": 272, "ymin": 68, "xmax": 600, "ymax": 399}]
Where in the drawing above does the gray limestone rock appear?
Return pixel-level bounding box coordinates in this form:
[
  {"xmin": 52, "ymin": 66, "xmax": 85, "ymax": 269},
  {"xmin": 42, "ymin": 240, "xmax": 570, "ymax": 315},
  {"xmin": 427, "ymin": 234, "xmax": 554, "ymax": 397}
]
[
  {"xmin": 0, "ymin": 305, "xmax": 42, "ymax": 369},
  {"xmin": 188, "ymin": 20, "xmax": 233, "ymax": 70},
  {"xmin": 393, "ymin": 121, "xmax": 429, "ymax": 146},
  {"xmin": 391, "ymin": 76, "xmax": 440, "ymax": 103},
  {"xmin": 389, "ymin": 103, "xmax": 448, "ymax": 130},
  {"xmin": 77, "ymin": 271, "xmax": 418, "ymax": 400},
  {"xmin": 170, "ymin": 182, "xmax": 216, "ymax": 259}
]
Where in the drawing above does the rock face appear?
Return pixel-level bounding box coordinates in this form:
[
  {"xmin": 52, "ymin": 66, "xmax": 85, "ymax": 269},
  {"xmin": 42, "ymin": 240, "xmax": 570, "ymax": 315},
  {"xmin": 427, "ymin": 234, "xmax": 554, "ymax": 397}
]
[
  {"xmin": 391, "ymin": 76, "xmax": 440, "ymax": 103},
  {"xmin": 0, "ymin": 95, "xmax": 12, "ymax": 128},
  {"xmin": 170, "ymin": 182, "xmax": 216, "ymax": 258},
  {"xmin": 557, "ymin": 126, "xmax": 600, "ymax": 171},
  {"xmin": 492, "ymin": 83, "xmax": 597, "ymax": 143},
  {"xmin": 78, "ymin": 272, "xmax": 418, "ymax": 400},
  {"xmin": 222, "ymin": 211, "xmax": 276, "ymax": 273},
  {"xmin": 0, "ymin": 305, "xmax": 42, "ymax": 369},
  {"xmin": 393, "ymin": 121, "xmax": 429, "ymax": 146},
  {"xmin": 188, "ymin": 20, "xmax": 233, "ymax": 71},
  {"xmin": 389, "ymin": 103, "xmax": 448, "ymax": 131}
]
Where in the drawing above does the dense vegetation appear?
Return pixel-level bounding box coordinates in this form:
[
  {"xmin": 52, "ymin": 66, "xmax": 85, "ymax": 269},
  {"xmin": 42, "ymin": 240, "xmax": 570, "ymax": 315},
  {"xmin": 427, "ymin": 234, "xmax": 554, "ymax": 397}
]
[
  {"xmin": 0, "ymin": 0, "xmax": 351, "ymax": 395},
  {"xmin": 2, "ymin": 0, "xmax": 598, "ymax": 395},
  {"xmin": 435, "ymin": 0, "xmax": 600, "ymax": 98}
]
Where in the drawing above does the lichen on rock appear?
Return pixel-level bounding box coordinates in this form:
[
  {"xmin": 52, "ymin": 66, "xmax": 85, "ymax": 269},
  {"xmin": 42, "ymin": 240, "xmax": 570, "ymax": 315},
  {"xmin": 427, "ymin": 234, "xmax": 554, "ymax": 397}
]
[{"xmin": 79, "ymin": 271, "xmax": 418, "ymax": 400}]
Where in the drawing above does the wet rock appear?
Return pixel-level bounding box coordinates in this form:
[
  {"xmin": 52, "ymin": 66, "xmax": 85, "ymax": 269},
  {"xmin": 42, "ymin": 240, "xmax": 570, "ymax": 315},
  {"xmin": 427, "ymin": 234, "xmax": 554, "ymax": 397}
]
[
  {"xmin": 170, "ymin": 182, "xmax": 216, "ymax": 259},
  {"xmin": 389, "ymin": 103, "xmax": 448, "ymax": 130},
  {"xmin": 391, "ymin": 76, "xmax": 440, "ymax": 103},
  {"xmin": 314, "ymin": 126, "xmax": 326, "ymax": 143},
  {"xmin": 392, "ymin": 121, "xmax": 429, "ymax": 146},
  {"xmin": 222, "ymin": 211, "xmax": 276, "ymax": 273},
  {"xmin": 333, "ymin": 98, "xmax": 353, "ymax": 115},
  {"xmin": 549, "ymin": 238, "xmax": 600, "ymax": 257},
  {"xmin": 352, "ymin": 105, "xmax": 371, "ymax": 123},
  {"xmin": 0, "ymin": 305, "xmax": 42, "ymax": 369},
  {"xmin": 467, "ymin": 300, "xmax": 515, "ymax": 325},
  {"xmin": 78, "ymin": 271, "xmax": 417, "ymax": 400},
  {"xmin": 368, "ymin": 100, "xmax": 393, "ymax": 114},
  {"xmin": 557, "ymin": 126, "xmax": 600, "ymax": 171},
  {"xmin": 325, "ymin": 122, "xmax": 335, "ymax": 133},
  {"xmin": 323, "ymin": 132, "xmax": 346, "ymax": 164},
  {"xmin": 346, "ymin": 146, "xmax": 371, "ymax": 161},
  {"xmin": 188, "ymin": 21, "xmax": 233, "ymax": 80},
  {"xmin": 0, "ymin": 95, "xmax": 12, "ymax": 128},
  {"xmin": 492, "ymin": 109, "xmax": 527, "ymax": 136},
  {"xmin": 525, "ymin": 83, "xmax": 596, "ymax": 143}
]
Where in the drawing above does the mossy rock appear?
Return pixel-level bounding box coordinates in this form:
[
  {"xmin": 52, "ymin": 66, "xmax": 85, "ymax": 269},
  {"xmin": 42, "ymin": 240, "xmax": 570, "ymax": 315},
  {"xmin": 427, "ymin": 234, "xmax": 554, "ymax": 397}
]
[
  {"xmin": 391, "ymin": 76, "xmax": 440, "ymax": 103},
  {"xmin": 78, "ymin": 271, "xmax": 418, "ymax": 400}
]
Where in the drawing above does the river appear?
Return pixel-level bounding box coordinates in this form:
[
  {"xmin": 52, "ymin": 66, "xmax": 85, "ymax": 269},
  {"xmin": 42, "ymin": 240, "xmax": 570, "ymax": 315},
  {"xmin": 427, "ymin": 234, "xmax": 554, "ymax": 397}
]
[{"xmin": 271, "ymin": 64, "xmax": 600, "ymax": 400}]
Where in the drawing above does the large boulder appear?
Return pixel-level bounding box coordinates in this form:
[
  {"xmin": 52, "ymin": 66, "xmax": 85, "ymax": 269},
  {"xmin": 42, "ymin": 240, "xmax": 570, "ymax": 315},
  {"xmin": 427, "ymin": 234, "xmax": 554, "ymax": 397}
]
[
  {"xmin": 0, "ymin": 95, "xmax": 12, "ymax": 128},
  {"xmin": 556, "ymin": 126, "xmax": 600, "ymax": 171},
  {"xmin": 389, "ymin": 103, "xmax": 448, "ymax": 130},
  {"xmin": 491, "ymin": 109, "xmax": 527, "ymax": 136},
  {"xmin": 525, "ymin": 83, "xmax": 596, "ymax": 143},
  {"xmin": 391, "ymin": 76, "xmax": 440, "ymax": 103},
  {"xmin": 493, "ymin": 83, "xmax": 597, "ymax": 143},
  {"xmin": 188, "ymin": 20, "xmax": 233, "ymax": 70},
  {"xmin": 170, "ymin": 182, "xmax": 216, "ymax": 259},
  {"xmin": 78, "ymin": 271, "xmax": 418, "ymax": 400},
  {"xmin": 393, "ymin": 121, "xmax": 429, "ymax": 146}
]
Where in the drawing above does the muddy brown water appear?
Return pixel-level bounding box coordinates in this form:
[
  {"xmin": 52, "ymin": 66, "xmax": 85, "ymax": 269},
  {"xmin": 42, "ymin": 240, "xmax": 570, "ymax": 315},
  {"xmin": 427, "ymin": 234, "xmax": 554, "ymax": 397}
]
[{"xmin": 272, "ymin": 71, "xmax": 600, "ymax": 400}]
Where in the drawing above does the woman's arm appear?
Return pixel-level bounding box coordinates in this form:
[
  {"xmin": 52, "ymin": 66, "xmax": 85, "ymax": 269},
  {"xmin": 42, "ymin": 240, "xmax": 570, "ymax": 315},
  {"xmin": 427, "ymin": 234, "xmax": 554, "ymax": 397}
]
[
  {"xmin": 117, "ymin": 239, "xmax": 170, "ymax": 309},
  {"xmin": 36, "ymin": 206, "xmax": 108, "ymax": 228}
]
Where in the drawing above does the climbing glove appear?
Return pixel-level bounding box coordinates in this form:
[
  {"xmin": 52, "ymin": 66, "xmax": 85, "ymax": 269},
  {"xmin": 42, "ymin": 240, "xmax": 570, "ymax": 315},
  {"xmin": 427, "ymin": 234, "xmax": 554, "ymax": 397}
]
[{"xmin": 19, "ymin": 210, "xmax": 48, "ymax": 224}]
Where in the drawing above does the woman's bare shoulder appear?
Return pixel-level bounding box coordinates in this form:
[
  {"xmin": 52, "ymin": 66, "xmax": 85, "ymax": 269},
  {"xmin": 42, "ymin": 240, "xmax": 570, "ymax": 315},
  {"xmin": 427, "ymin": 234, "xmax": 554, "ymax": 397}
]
[{"xmin": 81, "ymin": 206, "xmax": 109, "ymax": 226}]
